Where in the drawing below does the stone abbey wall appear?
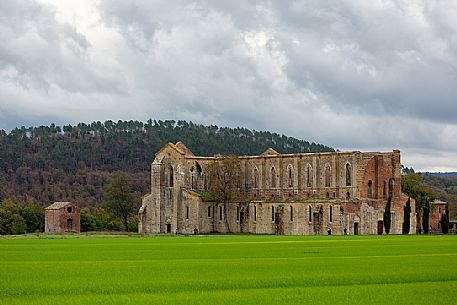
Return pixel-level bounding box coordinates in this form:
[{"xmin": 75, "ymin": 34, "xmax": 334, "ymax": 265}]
[{"xmin": 139, "ymin": 142, "xmax": 416, "ymax": 235}]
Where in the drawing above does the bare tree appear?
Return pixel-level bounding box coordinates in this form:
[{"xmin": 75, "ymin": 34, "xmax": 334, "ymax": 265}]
[{"xmin": 207, "ymin": 155, "xmax": 241, "ymax": 233}]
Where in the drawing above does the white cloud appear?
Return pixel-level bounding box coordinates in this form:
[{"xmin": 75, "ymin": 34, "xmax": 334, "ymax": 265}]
[{"xmin": 0, "ymin": 0, "xmax": 457, "ymax": 171}]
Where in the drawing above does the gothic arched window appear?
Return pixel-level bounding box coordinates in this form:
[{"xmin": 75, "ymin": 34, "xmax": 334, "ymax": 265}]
[
  {"xmin": 368, "ymin": 180, "xmax": 373, "ymax": 198},
  {"xmin": 305, "ymin": 164, "xmax": 312, "ymax": 187},
  {"xmin": 253, "ymin": 167, "xmax": 259, "ymax": 189},
  {"xmin": 325, "ymin": 164, "xmax": 331, "ymax": 187},
  {"xmin": 388, "ymin": 178, "xmax": 394, "ymax": 197},
  {"xmin": 169, "ymin": 165, "xmax": 174, "ymax": 187},
  {"xmin": 190, "ymin": 166, "xmax": 195, "ymax": 189},
  {"xmin": 288, "ymin": 165, "xmax": 293, "ymax": 187},
  {"xmin": 271, "ymin": 167, "xmax": 276, "ymax": 188},
  {"xmin": 345, "ymin": 163, "xmax": 351, "ymax": 186}
]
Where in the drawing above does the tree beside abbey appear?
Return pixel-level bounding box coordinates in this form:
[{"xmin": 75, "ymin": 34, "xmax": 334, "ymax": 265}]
[{"xmin": 0, "ymin": 120, "xmax": 333, "ymax": 233}]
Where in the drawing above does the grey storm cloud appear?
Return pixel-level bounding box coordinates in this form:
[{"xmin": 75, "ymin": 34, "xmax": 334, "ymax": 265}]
[{"xmin": 0, "ymin": 0, "xmax": 457, "ymax": 171}]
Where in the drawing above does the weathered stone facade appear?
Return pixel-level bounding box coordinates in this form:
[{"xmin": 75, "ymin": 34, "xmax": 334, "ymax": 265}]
[
  {"xmin": 45, "ymin": 202, "xmax": 80, "ymax": 233},
  {"xmin": 139, "ymin": 142, "xmax": 416, "ymax": 235}
]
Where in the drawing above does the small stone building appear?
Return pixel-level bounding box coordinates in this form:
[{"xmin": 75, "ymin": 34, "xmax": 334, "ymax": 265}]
[
  {"xmin": 429, "ymin": 200, "xmax": 447, "ymax": 233},
  {"xmin": 45, "ymin": 202, "xmax": 80, "ymax": 233}
]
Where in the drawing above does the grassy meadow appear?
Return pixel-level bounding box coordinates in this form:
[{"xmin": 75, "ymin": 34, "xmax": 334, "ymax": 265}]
[{"xmin": 1, "ymin": 234, "xmax": 456, "ymax": 304}]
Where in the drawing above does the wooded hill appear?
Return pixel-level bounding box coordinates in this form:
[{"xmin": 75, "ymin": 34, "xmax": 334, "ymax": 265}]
[
  {"xmin": 419, "ymin": 172, "xmax": 457, "ymax": 205},
  {"xmin": 0, "ymin": 120, "xmax": 334, "ymax": 208}
]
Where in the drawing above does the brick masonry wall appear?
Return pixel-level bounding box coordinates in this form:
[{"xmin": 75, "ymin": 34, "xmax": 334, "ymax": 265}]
[
  {"xmin": 45, "ymin": 204, "xmax": 80, "ymax": 233},
  {"xmin": 429, "ymin": 203, "xmax": 446, "ymax": 233}
]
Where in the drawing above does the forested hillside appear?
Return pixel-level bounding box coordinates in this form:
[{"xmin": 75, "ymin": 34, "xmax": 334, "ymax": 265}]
[
  {"xmin": 0, "ymin": 120, "xmax": 333, "ymax": 208},
  {"xmin": 419, "ymin": 172, "xmax": 457, "ymax": 204}
]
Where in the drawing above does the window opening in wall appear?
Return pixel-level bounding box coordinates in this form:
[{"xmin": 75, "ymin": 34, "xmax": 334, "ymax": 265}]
[
  {"xmin": 169, "ymin": 165, "xmax": 174, "ymax": 187},
  {"xmin": 326, "ymin": 192, "xmax": 330, "ymax": 198},
  {"xmin": 253, "ymin": 167, "xmax": 259, "ymax": 188},
  {"xmin": 307, "ymin": 192, "xmax": 310, "ymax": 198},
  {"xmin": 288, "ymin": 165, "xmax": 293, "ymax": 187},
  {"xmin": 388, "ymin": 178, "xmax": 394, "ymax": 196},
  {"xmin": 346, "ymin": 163, "xmax": 351, "ymax": 186},
  {"xmin": 346, "ymin": 192, "xmax": 350, "ymax": 199},
  {"xmin": 186, "ymin": 206, "xmax": 189, "ymax": 220},
  {"xmin": 325, "ymin": 164, "xmax": 331, "ymax": 187},
  {"xmin": 207, "ymin": 206, "xmax": 211, "ymax": 217},
  {"xmin": 290, "ymin": 206, "xmax": 293, "ymax": 221},
  {"xmin": 271, "ymin": 167, "xmax": 276, "ymax": 188},
  {"xmin": 383, "ymin": 181, "xmax": 387, "ymax": 199},
  {"xmin": 368, "ymin": 180, "xmax": 373, "ymax": 197},
  {"xmin": 190, "ymin": 166, "xmax": 195, "ymax": 189},
  {"xmin": 254, "ymin": 206, "xmax": 257, "ymax": 221},
  {"xmin": 309, "ymin": 205, "xmax": 312, "ymax": 222},
  {"xmin": 236, "ymin": 206, "xmax": 240, "ymax": 221},
  {"xmin": 219, "ymin": 206, "xmax": 223, "ymax": 220},
  {"xmin": 329, "ymin": 205, "xmax": 333, "ymax": 222},
  {"xmin": 306, "ymin": 165, "xmax": 312, "ymax": 187},
  {"xmin": 271, "ymin": 205, "xmax": 275, "ymax": 221},
  {"xmin": 67, "ymin": 207, "xmax": 72, "ymax": 213},
  {"xmin": 333, "ymin": 192, "xmax": 336, "ymax": 198}
]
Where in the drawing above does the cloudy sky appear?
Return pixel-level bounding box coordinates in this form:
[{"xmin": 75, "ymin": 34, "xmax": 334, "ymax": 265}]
[{"xmin": 1, "ymin": 0, "xmax": 457, "ymax": 171}]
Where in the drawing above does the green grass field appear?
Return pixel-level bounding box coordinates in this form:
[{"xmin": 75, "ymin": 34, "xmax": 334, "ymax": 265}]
[{"xmin": 1, "ymin": 234, "xmax": 456, "ymax": 305}]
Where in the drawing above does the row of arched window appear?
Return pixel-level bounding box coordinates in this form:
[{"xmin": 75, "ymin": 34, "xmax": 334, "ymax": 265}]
[
  {"xmin": 251, "ymin": 163, "xmax": 352, "ymax": 189},
  {"xmin": 201, "ymin": 204, "xmax": 334, "ymax": 224},
  {"xmin": 168, "ymin": 162, "xmax": 356, "ymax": 191},
  {"xmin": 265, "ymin": 205, "xmax": 333, "ymax": 223},
  {"xmin": 367, "ymin": 178, "xmax": 394, "ymax": 198}
]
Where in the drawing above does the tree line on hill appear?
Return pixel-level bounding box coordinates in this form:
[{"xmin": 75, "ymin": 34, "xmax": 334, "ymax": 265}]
[
  {"xmin": 0, "ymin": 120, "xmax": 332, "ymax": 173},
  {"xmin": 0, "ymin": 120, "xmax": 333, "ymax": 234}
]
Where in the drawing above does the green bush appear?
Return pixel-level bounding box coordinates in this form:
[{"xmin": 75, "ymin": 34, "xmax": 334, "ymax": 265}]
[{"xmin": 10, "ymin": 214, "xmax": 27, "ymax": 234}]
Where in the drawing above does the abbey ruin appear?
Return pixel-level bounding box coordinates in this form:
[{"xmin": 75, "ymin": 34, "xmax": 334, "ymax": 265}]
[{"xmin": 139, "ymin": 142, "xmax": 416, "ymax": 235}]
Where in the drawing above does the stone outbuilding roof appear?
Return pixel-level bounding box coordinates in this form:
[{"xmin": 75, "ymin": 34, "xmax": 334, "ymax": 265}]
[{"xmin": 45, "ymin": 202, "xmax": 72, "ymax": 210}]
